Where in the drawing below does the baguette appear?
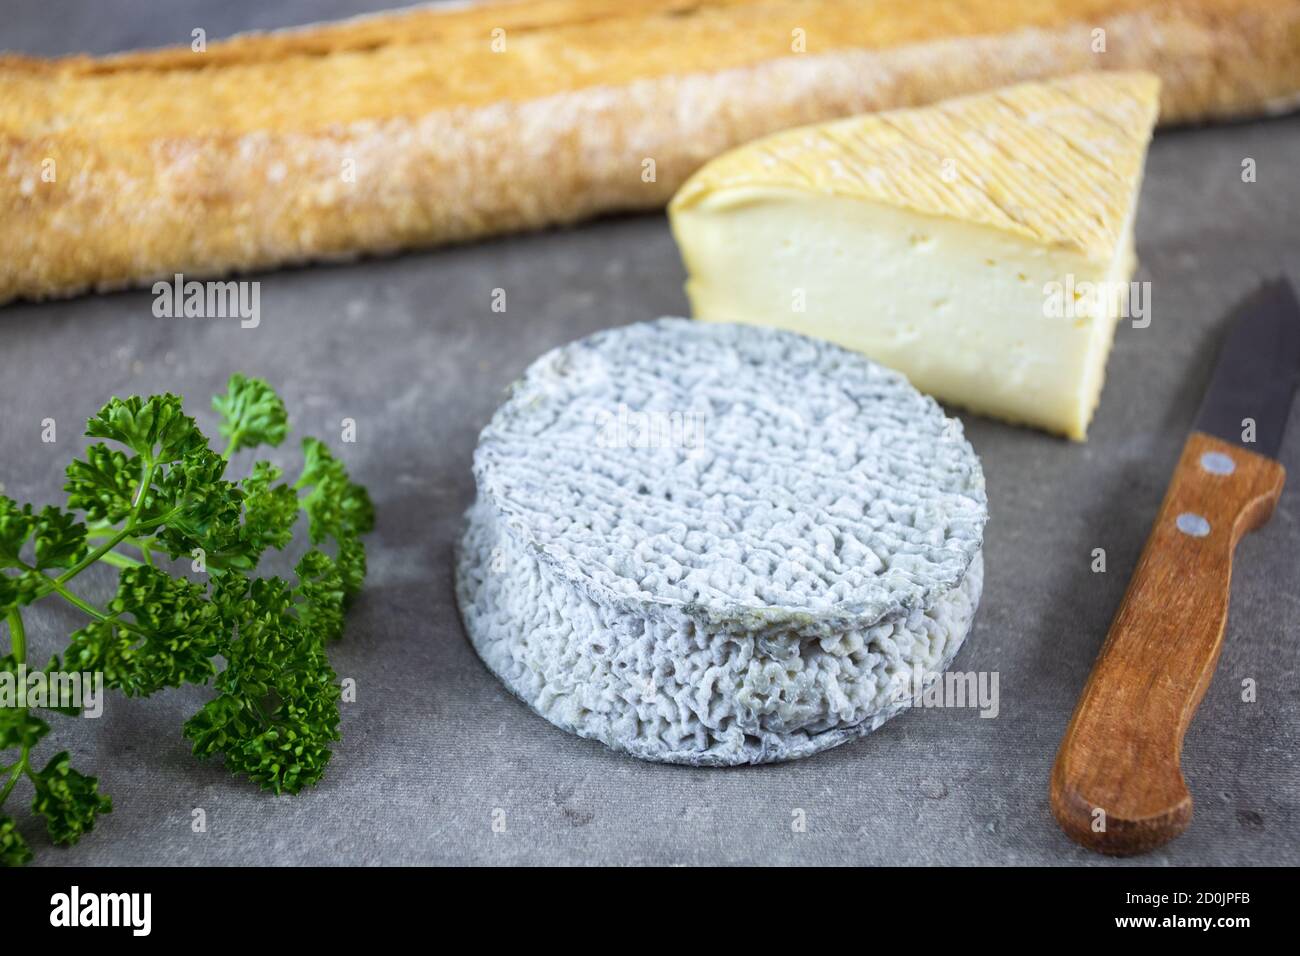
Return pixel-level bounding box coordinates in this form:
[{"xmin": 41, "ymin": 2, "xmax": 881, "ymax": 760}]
[{"xmin": 3, "ymin": 0, "xmax": 1299, "ymax": 305}]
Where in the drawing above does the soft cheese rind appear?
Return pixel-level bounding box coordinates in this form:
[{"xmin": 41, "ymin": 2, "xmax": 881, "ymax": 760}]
[
  {"xmin": 670, "ymin": 73, "xmax": 1160, "ymax": 439},
  {"xmin": 455, "ymin": 319, "xmax": 988, "ymax": 765},
  {"xmin": 672, "ymin": 73, "xmax": 1159, "ymax": 263},
  {"xmin": 458, "ymin": 500, "xmax": 984, "ymax": 765}
]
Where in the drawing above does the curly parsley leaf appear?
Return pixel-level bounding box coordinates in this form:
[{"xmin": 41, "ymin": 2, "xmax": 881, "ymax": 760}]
[
  {"xmin": 0, "ymin": 698, "xmax": 50, "ymax": 751},
  {"xmin": 294, "ymin": 550, "xmax": 346, "ymax": 643},
  {"xmin": 214, "ymin": 374, "xmax": 289, "ymax": 454},
  {"xmin": 0, "ymin": 573, "xmax": 41, "ymax": 616},
  {"xmin": 32, "ymin": 506, "xmax": 88, "ymax": 571},
  {"xmin": 239, "ymin": 462, "xmax": 299, "ymax": 559},
  {"xmin": 151, "ymin": 449, "xmax": 245, "ymax": 567},
  {"xmin": 1, "ymin": 375, "xmax": 372, "ymax": 865},
  {"xmin": 28, "ymin": 752, "xmax": 112, "ymax": 845},
  {"xmin": 0, "ymin": 497, "xmax": 34, "ymax": 570},
  {"xmin": 26, "ymin": 654, "xmax": 86, "ymax": 718},
  {"xmin": 62, "ymin": 568, "xmax": 221, "ymax": 696},
  {"xmin": 184, "ymin": 578, "xmax": 341, "ymax": 795},
  {"xmin": 64, "ymin": 443, "xmax": 139, "ymax": 524},
  {"xmin": 86, "ymin": 394, "xmax": 201, "ymax": 464},
  {"xmin": 0, "ymin": 816, "xmax": 32, "ymax": 867},
  {"xmin": 295, "ymin": 438, "xmax": 373, "ymax": 599},
  {"xmin": 334, "ymin": 535, "xmax": 368, "ymax": 598},
  {"xmin": 296, "ymin": 438, "xmax": 375, "ymax": 546},
  {"xmin": 1, "ymin": 500, "xmax": 62, "ymax": 612}
]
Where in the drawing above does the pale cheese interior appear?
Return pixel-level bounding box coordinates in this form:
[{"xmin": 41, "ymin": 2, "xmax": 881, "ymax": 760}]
[{"xmin": 674, "ymin": 187, "xmax": 1139, "ymax": 439}]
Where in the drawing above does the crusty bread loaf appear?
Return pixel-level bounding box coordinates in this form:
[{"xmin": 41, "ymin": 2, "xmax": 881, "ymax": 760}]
[{"xmin": 3, "ymin": 0, "xmax": 1298, "ymax": 304}]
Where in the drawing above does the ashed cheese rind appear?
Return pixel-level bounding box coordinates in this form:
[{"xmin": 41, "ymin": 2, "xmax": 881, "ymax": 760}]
[{"xmin": 456, "ymin": 319, "xmax": 987, "ymax": 765}]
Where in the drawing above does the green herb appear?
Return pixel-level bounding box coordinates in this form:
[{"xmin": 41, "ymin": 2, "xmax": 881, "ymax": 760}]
[{"xmin": 0, "ymin": 375, "xmax": 373, "ymax": 865}]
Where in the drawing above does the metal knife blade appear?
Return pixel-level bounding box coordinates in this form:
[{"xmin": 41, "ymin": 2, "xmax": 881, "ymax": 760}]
[{"xmin": 1194, "ymin": 278, "xmax": 1300, "ymax": 459}]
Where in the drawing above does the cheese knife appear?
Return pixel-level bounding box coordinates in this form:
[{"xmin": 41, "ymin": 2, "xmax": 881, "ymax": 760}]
[{"xmin": 1051, "ymin": 278, "xmax": 1300, "ymax": 855}]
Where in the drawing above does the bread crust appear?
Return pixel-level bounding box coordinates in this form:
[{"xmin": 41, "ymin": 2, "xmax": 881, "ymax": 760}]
[{"xmin": 3, "ymin": 0, "xmax": 1298, "ymax": 304}]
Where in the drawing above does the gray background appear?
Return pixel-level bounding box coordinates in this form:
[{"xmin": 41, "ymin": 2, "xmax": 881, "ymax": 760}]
[{"xmin": 2, "ymin": 1, "xmax": 1297, "ymax": 866}]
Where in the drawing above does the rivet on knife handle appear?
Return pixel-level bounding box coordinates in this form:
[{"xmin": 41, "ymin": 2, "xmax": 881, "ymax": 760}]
[{"xmin": 1051, "ymin": 432, "xmax": 1284, "ymax": 855}]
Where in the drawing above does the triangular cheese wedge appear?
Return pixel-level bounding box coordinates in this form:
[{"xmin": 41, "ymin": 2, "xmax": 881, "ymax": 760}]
[{"xmin": 669, "ymin": 72, "xmax": 1160, "ymax": 439}]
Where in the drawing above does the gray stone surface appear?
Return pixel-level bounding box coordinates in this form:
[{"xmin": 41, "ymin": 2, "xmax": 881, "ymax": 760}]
[{"xmin": 2, "ymin": 1, "xmax": 1298, "ymax": 865}]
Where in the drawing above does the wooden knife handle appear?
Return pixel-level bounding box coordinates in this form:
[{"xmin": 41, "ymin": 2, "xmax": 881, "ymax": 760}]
[{"xmin": 1051, "ymin": 431, "xmax": 1286, "ymax": 855}]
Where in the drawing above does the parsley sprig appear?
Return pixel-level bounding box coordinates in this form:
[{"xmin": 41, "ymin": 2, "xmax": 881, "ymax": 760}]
[{"xmin": 0, "ymin": 375, "xmax": 373, "ymax": 865}]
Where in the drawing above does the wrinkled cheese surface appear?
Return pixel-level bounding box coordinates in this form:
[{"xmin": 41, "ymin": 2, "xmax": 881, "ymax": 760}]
[{"xmin": 456, "ymin": 319, "xmax": 988, "ymax": 764}]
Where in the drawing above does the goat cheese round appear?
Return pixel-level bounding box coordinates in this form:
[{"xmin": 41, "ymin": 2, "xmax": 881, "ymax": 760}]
[{"xmin": 456, "ymin": 318, "xmax": 988, "ymax": 766}]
